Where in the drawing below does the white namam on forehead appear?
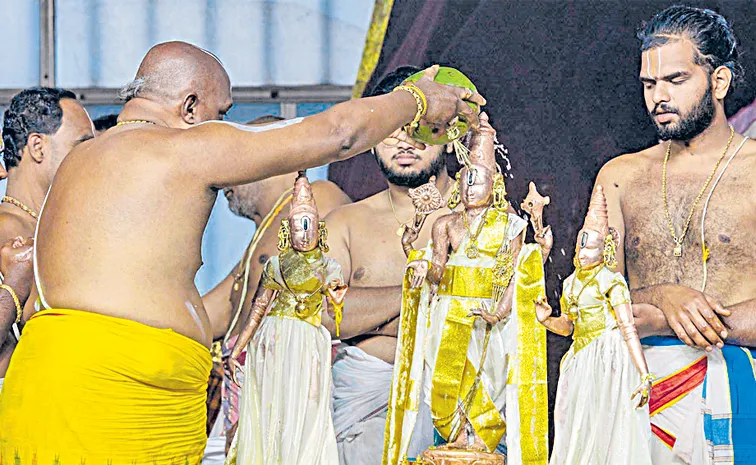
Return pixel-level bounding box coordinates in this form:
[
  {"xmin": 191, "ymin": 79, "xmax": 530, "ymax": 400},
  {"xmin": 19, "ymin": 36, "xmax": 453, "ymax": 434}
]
[{"xmin": 642, "ymin": 47, "xmax": 664, "ymax": 80}]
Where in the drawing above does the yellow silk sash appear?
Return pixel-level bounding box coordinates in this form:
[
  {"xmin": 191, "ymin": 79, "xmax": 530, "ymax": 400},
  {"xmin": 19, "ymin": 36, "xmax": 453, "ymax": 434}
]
[
  {"xmin": 382, "ymin": 249, "xmax": 426, "ymax": 465},
  {"xmin": 438, "ymin": 265, "xmax": 494, "ymax": 299},
  {"xmin": 511, "ymin": 244, "xmax": 549, "ymax": 464},
  {"xmin": 430, "ymin": 298, "xmax": 504, "ymax": 452}
]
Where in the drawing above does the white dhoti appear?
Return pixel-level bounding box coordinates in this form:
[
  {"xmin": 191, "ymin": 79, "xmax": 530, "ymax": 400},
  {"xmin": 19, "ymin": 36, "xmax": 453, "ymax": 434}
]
[
  {"xmin": 203, "ymin": 413, "xmax": 227, "ymax": 465},
  {"xmin": 332, "ymin": 345, "xmax": 396, "ymax": 465},
  {"xmin": 643, "ymin": 337, "xmax": 756, "ymax": 465}
]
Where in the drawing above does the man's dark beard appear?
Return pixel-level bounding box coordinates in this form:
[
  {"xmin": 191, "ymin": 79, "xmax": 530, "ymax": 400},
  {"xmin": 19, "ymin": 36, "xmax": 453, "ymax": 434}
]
[
  {"xmin": 375, "ymin": 151, "xmax": 445, "ymax": 188},
  {"xmin": 651, "ymin": 81, "xmax": 715, "ymax": 142}
]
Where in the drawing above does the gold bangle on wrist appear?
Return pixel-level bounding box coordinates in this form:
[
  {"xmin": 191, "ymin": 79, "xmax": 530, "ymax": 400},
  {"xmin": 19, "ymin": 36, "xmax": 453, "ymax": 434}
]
[
  {"xmin": 0, "ymin": 284, "xmax": 22, "ymax": 324},
  {"xmin": 393, "ymin": 84, "xmax": 427, "ymax": 135},
  {"xmin": 641, "ymin": 373, "xmax": 655, "ymax": 384}
]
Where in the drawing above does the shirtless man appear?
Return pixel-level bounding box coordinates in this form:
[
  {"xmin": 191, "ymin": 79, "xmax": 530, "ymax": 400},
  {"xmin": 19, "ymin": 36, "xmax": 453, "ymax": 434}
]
[
  {"xmin": 323, "ymin": 66, "xmax": 457, "ymax": 464},
  {"xmin": 202, "ymin": 115, "xmax": 351, "ymax": 455},
  {"xmin": 594, "ymin": 6, "xmax": 756, "ymax": 463},
  {"xmin": 0, "ymin": 87, "xmax": 93, "ymax": 379},
  {"xmin": 0, "ymin": 41, "xmax": 483, "ymax": 463}
]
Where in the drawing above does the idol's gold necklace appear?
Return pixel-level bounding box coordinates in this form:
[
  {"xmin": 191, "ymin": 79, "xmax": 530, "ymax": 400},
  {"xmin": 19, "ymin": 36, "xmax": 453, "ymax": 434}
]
[
  {"xmin": 662, "ymin": 125, "xmax": 734, "ymax": 258},
  {"xmin": 462, "ymin": 206, "xmax": 490, "ymax": 259}
]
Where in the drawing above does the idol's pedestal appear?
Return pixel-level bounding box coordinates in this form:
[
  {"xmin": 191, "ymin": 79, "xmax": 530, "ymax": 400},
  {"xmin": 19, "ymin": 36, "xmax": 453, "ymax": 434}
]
[{"xmin": 419, "ymin": 447, "xmax": 505, "ymax": 465}]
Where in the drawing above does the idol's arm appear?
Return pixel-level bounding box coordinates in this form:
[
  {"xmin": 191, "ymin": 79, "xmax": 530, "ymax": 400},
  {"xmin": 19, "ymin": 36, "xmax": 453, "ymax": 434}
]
[
  {"xmin": 229, "ymin": 281, "xmax": 276, "ymax": 361},
  {"xmin": 534, "ymin": 300, "xmax": 574, "ymax": 337},
  {"xmin": 615, "ymin": 302, "xmax": 651, "ymax": 377},
  {"xmin": 615, "ymin": 300, "xmax": 653, "ymax": 407},
  {"xmin": 427, "ymin": 217, "xmax": 451, "ymax": 285}
]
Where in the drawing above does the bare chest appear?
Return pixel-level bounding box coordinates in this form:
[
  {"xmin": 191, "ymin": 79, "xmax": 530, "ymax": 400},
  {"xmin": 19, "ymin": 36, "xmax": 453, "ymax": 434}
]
[
  {"xmin": 348, "ymin": 209, "xmax": 446, "ymax": 287},
  {"xmin": 623, "ymin": 164, "xmax": 756, "ymax": 303}
]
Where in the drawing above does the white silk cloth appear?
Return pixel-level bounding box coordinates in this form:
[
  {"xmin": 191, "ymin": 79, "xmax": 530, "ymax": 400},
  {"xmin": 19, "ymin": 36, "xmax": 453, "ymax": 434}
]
[
  {"xmin": 332, "ymin": 345, "xmax": 395, "ymax": 464},
  {"xmin": 226, "ymin": 315, "xmax": 338, "ymax": 465}
]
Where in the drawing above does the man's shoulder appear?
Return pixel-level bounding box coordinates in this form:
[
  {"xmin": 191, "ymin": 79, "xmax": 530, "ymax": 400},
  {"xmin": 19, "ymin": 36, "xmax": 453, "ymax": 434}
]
[
  {"xmin": 597, "ymin": 145, "xmax": 661, "ymax": 182},
  {"xmin": 324, "ymin": 189, "xmax": 383, "ymax": 222},
  {"xmin": 311, "ymin": 180, "xmax": 351, "ymax": 207}
]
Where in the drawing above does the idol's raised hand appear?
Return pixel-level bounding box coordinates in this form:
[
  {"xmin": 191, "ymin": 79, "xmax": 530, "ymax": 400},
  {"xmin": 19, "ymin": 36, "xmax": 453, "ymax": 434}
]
[{"xmin": 406, "ymin": 259, "xmax": 430, "ymax": 289}]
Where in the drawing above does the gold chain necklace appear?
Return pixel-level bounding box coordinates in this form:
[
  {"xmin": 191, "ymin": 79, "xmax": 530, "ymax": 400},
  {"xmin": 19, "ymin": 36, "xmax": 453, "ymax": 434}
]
[
  {"xmin": 462, "ymin": 206, "xmax": 490, "ymax": 259},
  {"xmin": 2, "ymin": 196, "xmax": 38, "ymax": 219},
  {"xmin": 662, "ymin": 125, "xmax": 734, "ymax": 258},
  {"xmin": 387, "ymin": 189, "xmax": 414, "ymax": 236},
  {"xmin": 116, "ymin": 120, "xmax": 156, "ymax": 127},
  {"xmin": 565, "ymin": 264, "xmax": 603, "ymax": 318}
]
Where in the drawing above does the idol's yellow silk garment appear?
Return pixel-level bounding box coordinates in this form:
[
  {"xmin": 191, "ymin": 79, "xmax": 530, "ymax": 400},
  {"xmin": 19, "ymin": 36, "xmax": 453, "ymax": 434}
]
[{"xmin": 0, "ymin": 308, "xmax": 212, "ymax": 465}]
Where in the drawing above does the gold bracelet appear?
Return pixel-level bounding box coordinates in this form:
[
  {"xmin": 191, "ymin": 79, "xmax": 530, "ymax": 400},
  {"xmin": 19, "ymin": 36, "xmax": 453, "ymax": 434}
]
[
  {"xmin": 393, "ymin": 84, "xmax": 427, "ymax": 135},
  {"xmin": 640, "ymin": 373, "xmax": 655, "ymax": 384},
  {"xmin": 0, "ymin": 284, "xmax": 22, "ymax": 324}
]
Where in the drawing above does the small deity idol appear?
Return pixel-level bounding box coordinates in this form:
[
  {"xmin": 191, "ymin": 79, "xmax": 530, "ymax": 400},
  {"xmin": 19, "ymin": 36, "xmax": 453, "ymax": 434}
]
[
  {"xmin": 534, "ymin": 185, "xmax": 654, "ymax": 465},
  {"xmin": 384, "ymin": 113, "xmax": 550, "ymax": 465},
  {"xmin": 225, "ymin": 171, "xmax": 347, "ymax": 465}
]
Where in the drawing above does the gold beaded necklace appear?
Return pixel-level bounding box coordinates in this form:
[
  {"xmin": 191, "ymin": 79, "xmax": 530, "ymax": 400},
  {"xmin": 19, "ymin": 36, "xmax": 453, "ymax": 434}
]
[
  {"xmin": 2, "ymin": 196, "xmax": 38, "ymax": 219},
  {"xmin": 116, "ymin": 120, "xmax": 156, "ymax": 127},
  {"xmin": 662, "ymin": 125, "xmax": 734, "ymax": 258},
  {"xmin": 462, "ymin": 206, "xmax": 490, "ymax": 259}
]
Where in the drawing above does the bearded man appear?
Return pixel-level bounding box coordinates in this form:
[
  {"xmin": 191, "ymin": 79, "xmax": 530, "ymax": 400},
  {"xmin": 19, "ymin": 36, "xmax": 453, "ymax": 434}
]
[
  {"xmin": 595, "ymin": 6, "xmax": 756, "ymax": 464},
  {"xmin": 323, "ymin": 66, "xmax": 458, "ymax": 464}
]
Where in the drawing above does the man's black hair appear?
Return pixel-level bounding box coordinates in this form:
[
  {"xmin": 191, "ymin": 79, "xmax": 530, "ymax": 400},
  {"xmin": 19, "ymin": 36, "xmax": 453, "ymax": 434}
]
[
  {"xmin": 2, "ymin": 87, "xmax": 77, "ymax": 169},
  {"xmin": 367, "ymin": 66, "xmax": 424, "ymax": 97},
  {"xmin": 93, "ymin": 114, "xmax": 119, "ymax": 132},
  {"xmin": 637, "ymin": 5, "xmax": 744, "ymax": 89}
]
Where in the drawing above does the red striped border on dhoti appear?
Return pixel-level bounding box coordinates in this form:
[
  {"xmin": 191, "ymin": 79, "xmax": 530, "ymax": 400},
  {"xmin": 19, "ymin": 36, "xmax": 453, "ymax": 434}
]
[{"xmin": 649, "ymin": 355, "xmax": 708, "ymax": 448}]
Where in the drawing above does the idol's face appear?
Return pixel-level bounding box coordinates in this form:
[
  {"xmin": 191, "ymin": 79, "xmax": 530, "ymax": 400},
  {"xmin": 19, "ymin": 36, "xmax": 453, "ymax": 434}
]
[
  {"xmin": 289, "ymin": 211, "xmax": 319, "ymax": 252},
  {"xmin": 640, "ymin": 39, "xmax": 716, "ymax": 141},
  {"xmin": 374, "ymin": 129, "xmax": 446, "ymax": 188},
  {"xmin": 460, "ymin": 163, "xmax": 493, "ymax": 208},
  {"xmin": 576, "ymin": 228, "xmax": 604, "ymax": 269}
]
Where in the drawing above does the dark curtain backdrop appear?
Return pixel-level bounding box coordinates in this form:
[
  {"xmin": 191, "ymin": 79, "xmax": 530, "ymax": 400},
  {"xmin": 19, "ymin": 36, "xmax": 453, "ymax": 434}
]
[{"xmin": 329, "ymin": 0, "xmax": 756, "ymax": 445}]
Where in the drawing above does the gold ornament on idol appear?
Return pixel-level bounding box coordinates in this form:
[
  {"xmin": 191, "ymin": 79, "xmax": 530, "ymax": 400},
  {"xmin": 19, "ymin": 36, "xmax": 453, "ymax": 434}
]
[
  {"xmin": 662, "ymin": 125, "xmax": 734, "ymax": 258},
  {"xmin": 462, "ymin": 206, "xmax": 490, "ymax": 259},
  {"xmin": 2, "ymin": 196, "xmax": 38, "ymax": 219}
]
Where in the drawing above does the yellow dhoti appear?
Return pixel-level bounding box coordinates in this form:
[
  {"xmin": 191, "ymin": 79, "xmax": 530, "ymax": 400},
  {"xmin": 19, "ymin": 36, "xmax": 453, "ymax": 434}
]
[{"xmin": 0, "ymin": 308, "xmax": 212, "ymax": 465}]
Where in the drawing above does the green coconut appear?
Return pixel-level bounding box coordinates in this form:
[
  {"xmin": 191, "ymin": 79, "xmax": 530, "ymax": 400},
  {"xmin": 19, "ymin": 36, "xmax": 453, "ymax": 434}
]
[{"xmin": 404, "ymin": 67, "xmax": 479, "ymax": 146}]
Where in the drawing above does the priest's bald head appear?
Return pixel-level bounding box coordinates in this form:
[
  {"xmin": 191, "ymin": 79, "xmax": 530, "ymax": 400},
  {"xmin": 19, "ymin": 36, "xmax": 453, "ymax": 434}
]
[{"xmin": 119, "ymin": 41, "xmax": 232, "ymax": 128}]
